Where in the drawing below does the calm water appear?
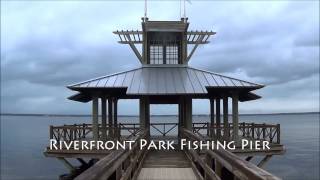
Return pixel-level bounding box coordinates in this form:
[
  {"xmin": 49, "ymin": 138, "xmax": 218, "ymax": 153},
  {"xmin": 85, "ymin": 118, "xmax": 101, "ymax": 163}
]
[{"xmin": 1, "ymin": 113, "xmax": 319, "ymax": 180}]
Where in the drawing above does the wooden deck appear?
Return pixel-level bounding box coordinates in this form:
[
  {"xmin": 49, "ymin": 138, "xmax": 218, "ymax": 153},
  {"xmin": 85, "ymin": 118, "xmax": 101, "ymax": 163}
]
[
  {"xmin": 137, "ymin": 150, "xmax": 198, "ymax": 180},
  {"xmin": 45, "ymin": 123, "xmax": 284, "ymax": 180}
]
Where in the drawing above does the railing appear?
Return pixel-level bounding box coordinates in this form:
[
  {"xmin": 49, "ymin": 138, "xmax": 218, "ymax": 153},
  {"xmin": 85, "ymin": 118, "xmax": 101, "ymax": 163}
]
[
  {"xmin": 49, "ymin": 123, "xmax": 142, "ymax": 142},
  {"xmin": 49, "ymin": 122, "xmax": 280, "ymax": 144},
  {"xmin": 150, "ymin": 122, "xmax": 178, "ymax": 136},
  {"xmin": 181, "ymin": 128, "xmax": 281, "ymax": 180},
  {"xmin": 50, "ymin": 124, "xmax": 93, "ymax": 142},
  {"xmin": 118, "ymin": 123, "xmax": 141, "ymax": 138},
  {"xmin": 192, "ymin": 122, "xmax": 281, "ymax": 144},
  {"xmin": 75, "ymin": 129, "xmax": 149, "ymax": 180}
]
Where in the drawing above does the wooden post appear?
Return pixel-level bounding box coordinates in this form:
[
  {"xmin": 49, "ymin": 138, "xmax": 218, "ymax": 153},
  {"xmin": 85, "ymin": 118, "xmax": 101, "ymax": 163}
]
[
  {"xmin": 145, "ymin": 98, "xmax": 150, "ymax": 136},
  {"xmin": 232, "ymin": 93, "xmax": 239, "ymax": 142},
  {"xmin": 223, "ymin": 96, "xmax": 228, "ymax": 140},
  {"xmin": 139, "ymin": 97, "xmax": 146, "ymax": 129},
  {"xmin": 108, "ymin": 98, "xmax": 113, "ymax": 138},
  {"xmin": 178, "ymin": 100, "xmax": 183, "ymax": 143},
  {"xmin": 216, "ymin": 97, "xmax": 221, "ymax": 138},
  {"xmin": 49, "ymin": 125, "xmax": 53, "ymax": 139},
  {"xmin": 185, "ymin": 98, "xmax": 192, "ymax": 130},
  {"xmin": 92, "ymin": 97, "xmax": 99, "ymax": 141},
  {"xmin": 251, "ymin": 123, "xmax": 255, "ymax": 139},
  {"xmin": 113, "ymin": 98, "xmax": 118, "ymax": 138},
  {"xmin": 262, "ymin": 123, "xmax": 266, "ymax": 140},
  {"xmin": 101, "ymin": 97, "xmax": 107, "ymax": 141},
  {"xmin": 210, "ymin": 98, "xmax": 215, "ymax": 138},
  {"xmin": 277, "ymin": 124, "xmax": 280, "ymax": 144},
  {"xmin": 140, "ymin": 97, "xmax": 150, "ymax": 136},
  {"xmin": 215, "ymin": 159, "xmax": 222, "ymax": 177},
  {"xmin": 57, "ymin": 157, "xmax": 76, "ymax": 173}
]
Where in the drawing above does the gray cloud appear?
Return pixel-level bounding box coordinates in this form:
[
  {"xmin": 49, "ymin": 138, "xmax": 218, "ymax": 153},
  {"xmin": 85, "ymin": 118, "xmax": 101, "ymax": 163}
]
[{"xmin": 1, "ymin": 1, "xmax": 319, "ymax": 114}]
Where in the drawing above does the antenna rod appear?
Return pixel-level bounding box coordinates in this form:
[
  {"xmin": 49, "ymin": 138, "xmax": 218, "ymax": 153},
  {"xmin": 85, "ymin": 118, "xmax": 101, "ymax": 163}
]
[
  {"xmin": 180, "ymin": 0, "xmax": 182, "ymax": 18},
  {"xmin": 183, "ymin": 0, "xmax": 186, "ymax": 19},
  {"xmin": 144, "ymin": 0, "xmax": 147, "ymax": 18}
]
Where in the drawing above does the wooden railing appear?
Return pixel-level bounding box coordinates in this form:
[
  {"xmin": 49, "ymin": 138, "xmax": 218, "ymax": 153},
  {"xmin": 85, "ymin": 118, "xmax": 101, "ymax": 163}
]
[
  {"xmin": 49, "ymin": 123, "xmax": 142, "ymax": 142},
  {"xmin": 49, "ymin": 122, "xmax": 280, "ymax": 144},
  {"xmin": 50, "ymin": 124, "xmax": 93, "ymax": 142},
  {"xmin": 150, "ymin": 122, "xmax": 178, "ymax": 136},
  {"xmin": 181, "ymin": 128, "xmax": 281, "ymax": 180},
  {"xmin": 192, "ymin": 122, "xmax": 281, "ymax": 144},
  {"xmin": 75, "ymin": 129, "xmax": 149, "ymax": 180}
]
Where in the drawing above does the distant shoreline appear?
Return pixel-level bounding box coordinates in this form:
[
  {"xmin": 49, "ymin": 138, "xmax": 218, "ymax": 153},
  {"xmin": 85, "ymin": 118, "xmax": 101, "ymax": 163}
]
[{"xmin": 1, "ymin": 112, "xmax": 319, "ymax": 117}]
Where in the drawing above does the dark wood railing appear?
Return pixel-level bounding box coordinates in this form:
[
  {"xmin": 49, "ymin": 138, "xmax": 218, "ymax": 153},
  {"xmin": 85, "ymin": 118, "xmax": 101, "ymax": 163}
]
[
  {"xmin": 50, "ymin": 123, "xmax": 142, "ymax": 142},
  {"xmin": 181, "ymin": 128, "xmax": 281, "ymax": 180},
  {"xmin": 49, "ymin": 122, "xmax": 280, "ymax": 144},
  {"xmin": 74, "ymin": 129, "xmax": 149, "ymax": 180},
  {"xmin": 150, "ymin": 122, "xmax": 178, "ymax": 136},
  {"xmin": 195, "ymin": 122, "xmax": 281, "ymax": 144}
]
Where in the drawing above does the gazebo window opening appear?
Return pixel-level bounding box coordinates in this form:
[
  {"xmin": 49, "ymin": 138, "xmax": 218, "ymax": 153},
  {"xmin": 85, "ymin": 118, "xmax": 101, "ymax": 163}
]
[{"xmin": 149, "ymin": 40, "xmax": 179, "ymax": 65}]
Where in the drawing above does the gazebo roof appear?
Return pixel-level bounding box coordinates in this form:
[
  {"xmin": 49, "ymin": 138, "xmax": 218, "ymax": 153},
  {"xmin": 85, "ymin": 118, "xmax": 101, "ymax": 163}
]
[{"xmin": 68, "ymin": 66, "xmax": 264, "ymax": 97}]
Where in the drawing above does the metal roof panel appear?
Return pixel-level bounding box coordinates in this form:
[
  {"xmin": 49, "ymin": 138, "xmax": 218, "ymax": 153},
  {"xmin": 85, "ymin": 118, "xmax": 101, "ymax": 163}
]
[{"xmin": 68, "ymin": 66, "xmax": 264, "ymax": 95}]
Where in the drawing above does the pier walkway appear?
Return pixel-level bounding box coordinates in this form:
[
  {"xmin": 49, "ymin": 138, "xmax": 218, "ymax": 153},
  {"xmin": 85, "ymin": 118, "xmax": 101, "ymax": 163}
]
[
  {"xmin": 137, "ymin": 150, "xmax": 197, "ymax": 180},
  {"xmin": 67, "ymin": 126, "xmax": 283, "ymax": 180},
  {"xmin": 44, "ymin": 122, "xmax": 285, "ymax": 180}
]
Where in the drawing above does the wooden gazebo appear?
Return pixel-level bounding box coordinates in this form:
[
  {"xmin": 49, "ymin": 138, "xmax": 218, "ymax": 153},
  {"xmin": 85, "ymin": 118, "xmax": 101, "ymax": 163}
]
[
  {"xmin": 45, "ymin": 18, "xmax": 284, "ymax": 180},
  {"xmin": 68, "ymin": 18, "xmax": 263, "ymax": 142}
]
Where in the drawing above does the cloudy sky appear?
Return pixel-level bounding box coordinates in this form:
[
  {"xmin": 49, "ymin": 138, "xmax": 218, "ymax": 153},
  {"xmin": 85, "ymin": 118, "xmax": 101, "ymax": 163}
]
[{"xmin": 1, "ymin": 1, "xmax": 319, "ymax": 115}]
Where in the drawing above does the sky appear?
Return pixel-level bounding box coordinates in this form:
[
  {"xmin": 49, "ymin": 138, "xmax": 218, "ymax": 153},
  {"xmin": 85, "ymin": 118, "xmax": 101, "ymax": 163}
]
[{"xmin": 1, "ymin": 1, "xmax": 319, "ymax": 115}]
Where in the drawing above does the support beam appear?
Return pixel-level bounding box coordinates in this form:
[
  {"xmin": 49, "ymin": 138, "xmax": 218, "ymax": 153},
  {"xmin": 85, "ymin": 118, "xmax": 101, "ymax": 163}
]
[
  {"xmin": 125, "ymin": 34, "xmax": 143, "ymax": 63},
  {"xmin": 210, "ymin": 99, "xmax": 215, "ymax": 138},
  {"xmin": 145, "ymin": 98, "xmax": 150, "ymax": 136},
  {"xmin": 178, "ymin": 101, "xmax": 183, "ymax": 142},
  {"xmin": 216, "ymin": 97, "xmax": 221, "ymax": 138},
  {"xmin": 257, "ymin": 155, "xmax": 273, "ymax": 168},
  {"xmin": 92, "ymin": 97, "xmax": 99, "ymax": 141},
  {"xmin": 101, "ymin": 98, "xmax": 107, "ymax": 141},
  {"xmin": 58, "ymin": 157, "xmax": 76, "ymax": 172},
  {"xmin": 186, "ymin": 35, "xmax": 205, "ymax": 62},
  {"xmin": 108, "ymin": 98, "xmax": 113, "ymax": 138},
  {"xmin": 139, "ymin": 98, "xmax": 147, "ymax": 129},
  {"xmin": 232, "ymin": 93, "xmax": 239, "ymax": 142},
  {"xmin": 223, "ymin": 96, "xmax": 229, "ymax": 140},
  {"xmin": 113, "ymin": 98, "xmax": 118, "ymax": 138},
  {"xmin": 184, "ymin": 98, "xmax": 192, "ymax": 130},
  {"xmin": 77, "ymin": 158, "xmax": 88, "ymax": 166},
  {"xmin": 245, "ymin": 156, "xmax": 253, "ymax": 162}
]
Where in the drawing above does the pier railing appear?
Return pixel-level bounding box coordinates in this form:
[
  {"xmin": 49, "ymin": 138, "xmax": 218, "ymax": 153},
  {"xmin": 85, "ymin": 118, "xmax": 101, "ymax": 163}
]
[
  {"xmin": 150, "ymin": 122, "xmax": 178, "ymax": 136},
  {"xmin": 194, "ymin": 122, "xmax": 281, "ymax": 144},
  {"xmin": 181, "ymin": 128, "xmax": 281, "ymax": 180},
  {"xmin": 49, "ymin": 122, "xmax": 280, "ymax": 144},
  {"xmin": 74, "ymin": 129, "xmax": 149, "ymax": 180},
  {"xmin": 49, "ymin": 123, "xmax": 141, "ymax": 142}
]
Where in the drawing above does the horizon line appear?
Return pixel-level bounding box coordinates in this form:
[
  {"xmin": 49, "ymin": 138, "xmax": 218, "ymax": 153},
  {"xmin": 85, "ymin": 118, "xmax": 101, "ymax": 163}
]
[{"xmin": 1, "ymin": 111, "xmax": 319, "ymax": 117}]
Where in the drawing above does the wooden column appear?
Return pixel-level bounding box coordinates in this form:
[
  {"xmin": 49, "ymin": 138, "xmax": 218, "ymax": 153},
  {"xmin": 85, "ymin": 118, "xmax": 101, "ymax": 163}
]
[
  {"xmin": 223, "ymin": 96, "xmax": 229, "ymax": 140},
  {"xmin": 210, "ymin": 98, "xmax": 215, "ymax": 138},
  {"xmin": 139, "ymin": 97, "xmax": 146, "ymax": 129},
  {"xmin": 146, "ymin": 98, "xmax": 150, "ymax": 128},
  {"xmin": 92, "ymin": 97, "xmax": 99, "ymax": 141},
  {"xmin": 216, "ymin": 97, "xmax": 221, "ymax": 138},
  {"xmin": 113, "ymin": 98, "xmax": 118, "ymax": 138},
  {"xmin": 184, "ymin": 98, "xmax": 192, "ymax": 130},
  {"xmin": 178, "ymin": 101, "xmax": 182, "ymax": 141},
  {"xmin": 101, "ymin": 97, "xmax": 107, "ymax": 141},
  {"xmin": 179, "ymin": 97, "xmax": 185, "ymax": 127},
  {"xmin": 232, "ymin": 93, "xmax": 239, "ymax": 142},
  {"xmin": 145, "ymin": 97, "xmax": 150, "ymax": 136},
  {"xmin": 108, "ymin": 98, "xmax": 113, "ymax": 138}
]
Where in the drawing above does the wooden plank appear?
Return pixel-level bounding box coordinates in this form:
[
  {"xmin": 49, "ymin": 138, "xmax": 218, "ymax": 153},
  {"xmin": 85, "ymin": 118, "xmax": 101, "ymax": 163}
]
[{"xmin": 138, "ymin": 168, "xmax": 197, "ymax": 180}]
